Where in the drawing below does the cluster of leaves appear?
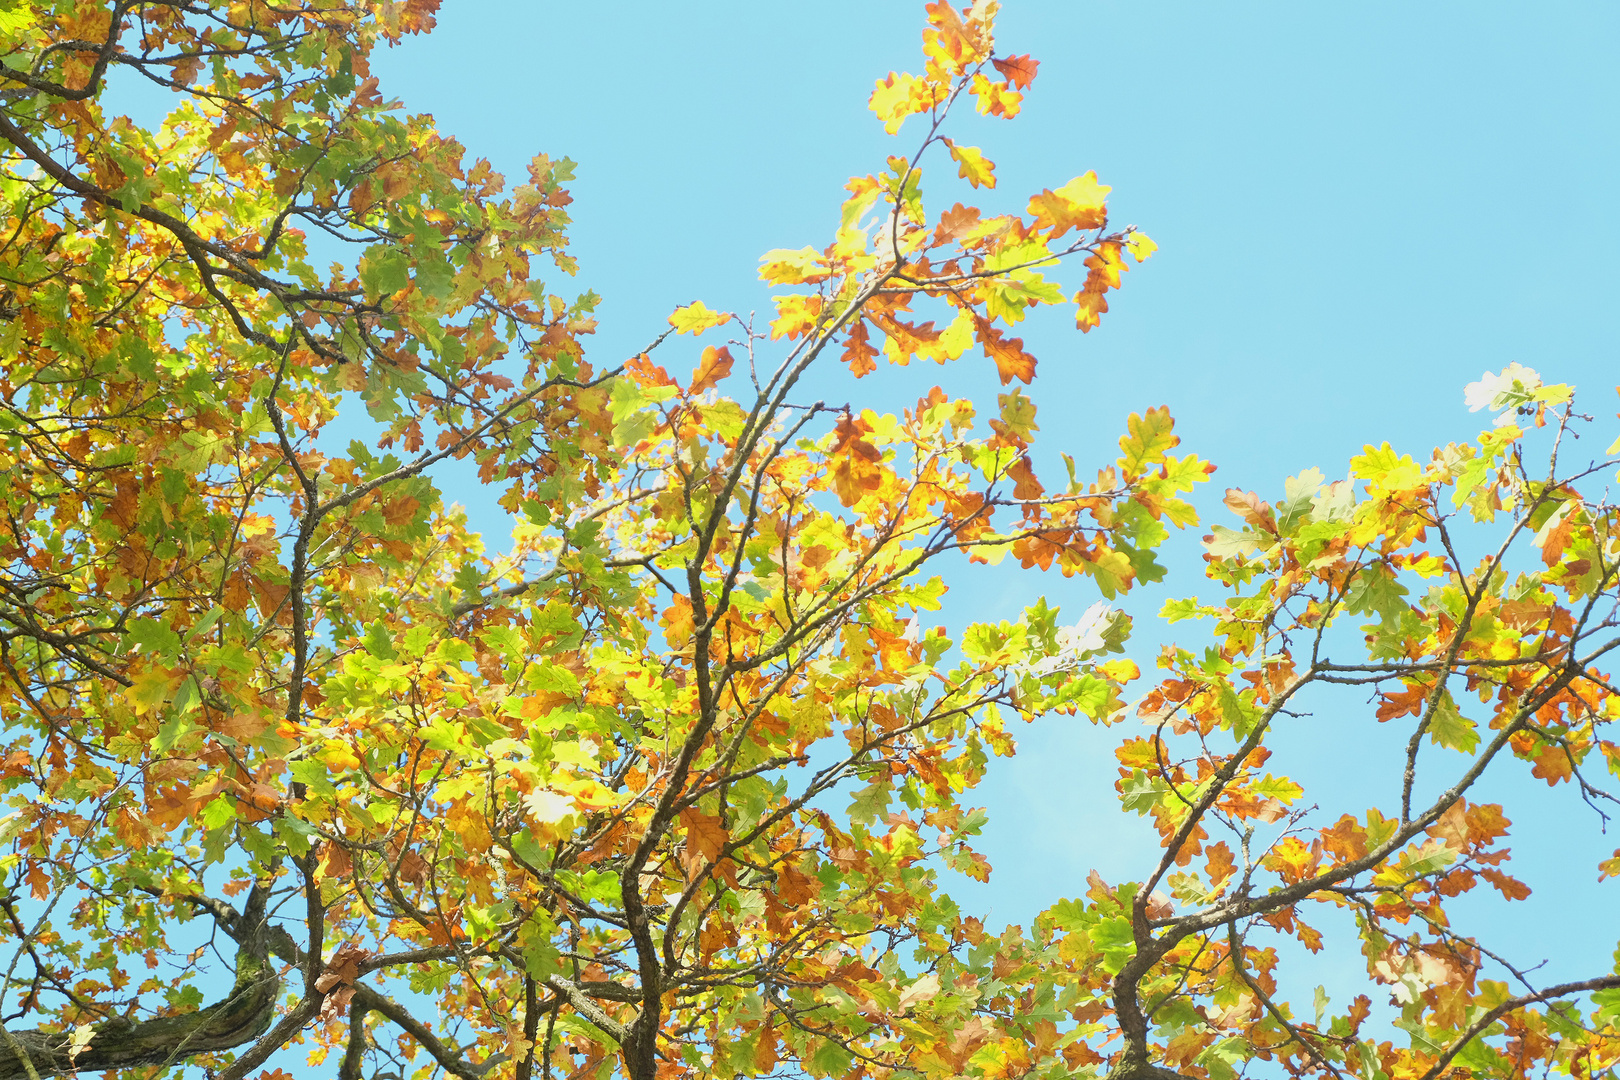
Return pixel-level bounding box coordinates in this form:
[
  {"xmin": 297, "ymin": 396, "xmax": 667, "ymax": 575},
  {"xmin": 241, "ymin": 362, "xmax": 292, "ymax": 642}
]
[
  {"xmin": 886, "ymin": 374, "xmax": 1619, "ymax": 1080},
  {"xmin": 0, "ymin": 3, "xmax": 1210, "ymax": 1080}
]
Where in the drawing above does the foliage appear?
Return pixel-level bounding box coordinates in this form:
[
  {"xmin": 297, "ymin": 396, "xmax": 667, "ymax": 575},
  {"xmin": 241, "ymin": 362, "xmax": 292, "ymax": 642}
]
[
  {"xmin": 902, "ymin": 371, "xmax": 1619, "ymax": 1080},
  {"xmin": 0, "ymin": 2, "xmax": 1197, "ymax": 1079},
  {"xmin": 2, "ymin": 2, "xmax": 1614, "ymax": 1080}
]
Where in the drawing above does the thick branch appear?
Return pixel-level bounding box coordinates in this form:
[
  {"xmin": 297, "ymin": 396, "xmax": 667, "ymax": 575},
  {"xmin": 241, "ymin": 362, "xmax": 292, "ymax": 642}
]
[{"xmin": 0, "ymin": 886, "xmax": 281, "ymax": 1080}]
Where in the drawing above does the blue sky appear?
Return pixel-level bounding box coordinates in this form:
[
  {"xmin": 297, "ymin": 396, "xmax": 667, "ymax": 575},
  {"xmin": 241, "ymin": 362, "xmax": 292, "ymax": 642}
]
[{"xmin": 365, "ymin": 0, "xmax": 1620, "ymax": 1015}]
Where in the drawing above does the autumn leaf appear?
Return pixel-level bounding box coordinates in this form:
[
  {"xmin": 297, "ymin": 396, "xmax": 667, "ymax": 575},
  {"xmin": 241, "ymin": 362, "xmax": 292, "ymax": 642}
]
[
  {"xmin": 975, "ymin": 317, "xmax": 1037, "ymax": 385},
  {"xmin": 1118, "ymin": 406, "xmax": 1179, "ymax": 479},
  {"xmin": 992, "ymin": 54, "xmax": 1040, "ymax": 89},
  {"xmin": 870, "ymin": 70, "xmax": 934, "ymax": 134},
  {"xmin": 524, "ymin": 789, "xmax": 578, "ymax": 825},
  {"xmin": 923, "ymin": 0, "xmax": 980, "ymax": 71},
  {"xmin": 936, "ymin": 201, "xmax": 983, "ymax": 244},
  {"xmin": 945, "ymin": 139, "xmax": 996, "ymax": 188},
  {"xmin": 679, "ymin": 808, "xmax": 729, "ymax": 866},
  {"xmin": 843, "ymin": 319, "xmax": 879, "ymax": 376},
  {"xmin": 759, "ymin": 246, "xmax": 827, "ymax": 286},
  {"xmin": 1028, "ymin": 171, "xmax": 1111, "ymax": 237},
  {"xmin": 668, "ymin": 300, "xmax": 730, "ymax": 335},
  {"xmin": 689, "ymin": 345, "xmax": 735, "ymax": 393}
]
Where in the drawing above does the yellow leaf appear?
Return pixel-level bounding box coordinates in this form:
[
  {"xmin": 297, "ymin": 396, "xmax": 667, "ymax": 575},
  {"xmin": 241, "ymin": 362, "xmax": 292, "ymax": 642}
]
[
  {"xmin": 1027, "ymin": 171, "xmax": 1111, "ymax": 238},
  {"xmin": 124, "ymin": 665, "xmax": 181, "ymax": 716},
  {"xmin": 1098, "ymin": 658, "xmax": 1140, "ymax": 683},
  {"xmin": 945, "ymin": 139, "xmax": 996, "ymax": 189},
  {"xmin": 320, "ymin": 741, "xmax": 361, "ymax": 772},
  {"xmin": 869, "ymin": 71, "xmax": 933, "ymax": 135},
  {"xmin": 770, "ymin": 294, "xmax": 823, "ymax": 340},
  {"xmin": 668, "ymin": 300, "xmax": 730, "ymax": 335},
  {"xmin": 1126, "ymin": 231, "xmax": 1158, "ymax": 262},
  {"xmin": 758, "ymin": 247, "xmax": 825, "ymax": 286}
]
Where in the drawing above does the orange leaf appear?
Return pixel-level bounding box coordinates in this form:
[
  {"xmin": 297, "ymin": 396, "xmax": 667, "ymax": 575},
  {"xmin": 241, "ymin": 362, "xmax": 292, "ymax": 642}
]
[
  {"xmin": 1530, "ymin": 743, "xmax": 1573, "ymax": 785},
  {"xmin": 992, "ymin": 54, "xmax": 1040, "ymax": 89},
  {"xmin": 1006, "ymin": 455, "xmax": 1044, "ymax": 501},
  {"xmin": 1480, "ymin": 867, "xmax": 1531, "ymax": 900},
  {"xmin": 936, "ymin": 202, "xmax": 982, "ymax": 245},
  {"xmin": 1376, "ymin": 683, "xmax": 1427, "ymax": 723},
  {"xmin": 625, "ymin": 351, "xmax": 674, "ymax": 388},
  {"xmin": 830, "ymin": 412, "xmax": 881, "ymax": 460},
  {"xmin": 843, "ymin": 320, "xmax": 878, "ymax": 377},
  {"xmin": 689, "ymin": 345, "xmax": 734, "ymax": 394},
  {"xmin": 975, "ymin": 318, "xmax": 1036, "ymax": 385},
  {"xmin": 1205, "ymin": 842, "xmax": 1236, "ymax": 886},
  {"xmin": 26, "ymin": 862, "xmax": 49, "ymax": 901},
  {"xmin": 923, "ymin": 0, "xmax": 978, "ymax": 70},
  {"xmin": 754, "ymin": 1023, "xmax": 778, "ymax": 1072}
]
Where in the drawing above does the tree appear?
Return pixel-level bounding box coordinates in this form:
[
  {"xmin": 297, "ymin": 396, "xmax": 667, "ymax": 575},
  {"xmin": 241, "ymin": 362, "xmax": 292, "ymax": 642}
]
[
  {"xmin": 4, "ymin": 3, "xmax": 1615, "ymax": 1080},
  {"xmin": 0, "ymin": 3, "xmax": 1190, "ymax": 1079}
]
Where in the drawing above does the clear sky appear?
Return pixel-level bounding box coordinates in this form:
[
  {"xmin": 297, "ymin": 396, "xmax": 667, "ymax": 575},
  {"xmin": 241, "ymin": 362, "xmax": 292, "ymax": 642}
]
[{"xmin": 365, "ymin": 0, "xmax": 1620, "ymax": 1016}]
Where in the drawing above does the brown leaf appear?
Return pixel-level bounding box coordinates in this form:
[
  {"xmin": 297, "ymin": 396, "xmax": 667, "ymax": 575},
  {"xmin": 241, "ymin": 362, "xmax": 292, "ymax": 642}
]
[
  {"xmin": 679, "ymin": 808, "xmax": 729, "ymax": 866},
  {"xmin": 1205, "ymin": 842, "xmax": 1236, "ymax": 886},
  {"xmin": 1222, "ymin": 488, "xmax": 1277, "ymax": 532},
  {"xmin": 397, "ymin": 848, "xmax": 430, "ymax": 885},
  {"xmin": 936, "ymin": 202, "xmax": 981, "ymax": 244}
]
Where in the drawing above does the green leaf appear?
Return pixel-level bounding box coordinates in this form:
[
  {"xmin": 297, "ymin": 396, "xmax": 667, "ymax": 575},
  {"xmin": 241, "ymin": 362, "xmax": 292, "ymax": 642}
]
[
  {"xmin": 275, "ymin": 815, "xmax": 321, "ymax": 857},
  {"xmin": 363, "ymin": 621, "xmax": 397, "ymax": 661},
  {"xmin": 1428, "ymin": 693, "xmax": 1480, "ymax": 754},
  {"xmin": 1205, "ymin": 525, "xmax": 1264, "ymax": 559},
  {"xmin": 1253, "ymin": 773, "xmax": 1304, "ymax": 804},
  {"xmin": 289, "ymin": 758, "xmax": 337, "ymax": 798},
  {"xmin": 1119, "ymin": 769, "xmax": 1166, "ymax": 815},
  {"xmin": 362, "ymin": 248, "xmax": 410, "ymax": 298},
  {"xmin": 1046, "ymin": 897, "xmax": 1090, "ymax": 932},
  {"xmin": 1161, "ymin": 596, "xmax": 1205, "ymax": 623},
  {"xmin": 608, "ymin": 377, "xmax": 676, "ymax": 448},
  {"xmin": 1275, "ymin": 467, "xmax": 1324, "ymax": 534},
  {"xmin": 1118, "ymin": 406, "xmax": 1178, "ymax": 478},
  {"xmin": 128, "ymin": 617, "xmax": 183, "ymax": 660},
  {"xmin": 198, "ymin": 797, "xmax": 236, "ymax": 831}
]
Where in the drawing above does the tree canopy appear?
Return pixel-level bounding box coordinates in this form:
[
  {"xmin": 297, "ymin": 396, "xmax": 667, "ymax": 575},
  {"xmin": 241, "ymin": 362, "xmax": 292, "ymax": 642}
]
[{"xmin": 0, "ymin": 4, "xmax": 1617, "ymax": 1080}]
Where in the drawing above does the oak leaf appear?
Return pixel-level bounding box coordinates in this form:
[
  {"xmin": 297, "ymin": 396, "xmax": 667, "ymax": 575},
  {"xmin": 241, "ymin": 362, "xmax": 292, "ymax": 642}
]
[
  {"xmin": 668, "ymin": 300, "xmax": 730, "ymax": 335},
  {"xmin": 688, "ymin": 345, "xmax": 735, "ymax": 394},
  {"xmin": 1027, "ymin": 172, "xmax": 1111, "ymax": 238},
  {"xmin": 991, "ymin": 54, "xmax": 1040, "ymax": 89},
  {"xmin": 945, "ymin": 139, "xmax": 996, "ymax": 189}
]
